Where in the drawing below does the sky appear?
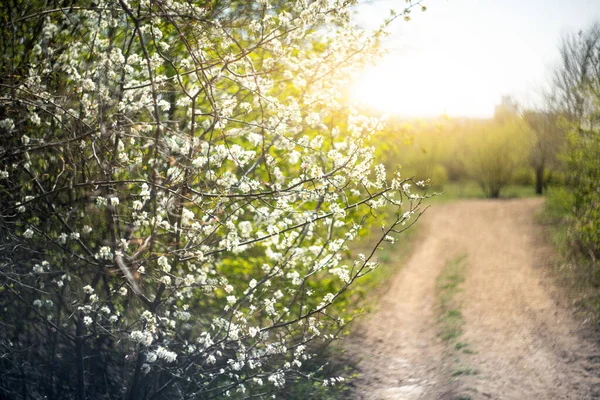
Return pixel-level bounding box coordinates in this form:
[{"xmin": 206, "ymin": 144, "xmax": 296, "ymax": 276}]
[{"xmin": 350, "ymin": 0, "xmax": 600, "ymax": 118}]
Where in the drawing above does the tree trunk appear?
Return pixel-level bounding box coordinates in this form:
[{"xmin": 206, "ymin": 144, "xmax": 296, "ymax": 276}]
[
  {"xmin": 535, "ymin": 167, "xmax": 544, "ymax": 195},
  {"xmin": 75, "ymin": 321, "xmax": 85, "ymax": 400}
]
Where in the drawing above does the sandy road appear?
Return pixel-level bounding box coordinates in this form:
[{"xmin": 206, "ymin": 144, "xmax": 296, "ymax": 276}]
[{"xmin": 345, "ymin": 198, "xmax": 600, "ymax": 399}]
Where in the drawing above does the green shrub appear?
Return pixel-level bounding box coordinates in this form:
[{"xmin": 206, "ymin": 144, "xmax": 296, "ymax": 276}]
[
  {"xmin": 463, "ymin": 118, "xmax": 532, "ymax": 198},
  {"xmin": 512, "ymin": 167, "xmax": 534, "ymax": 185},
  {"xmin": 429, "ymin": 164, "xmax": 449, "ymax": 189},
  {"xmin": 567, "ymin": 131, "xmax": 600, "ymax": 262},
  {"xmin": 545, "ymin": 186, "xmax": 575, "ymax": 220}
]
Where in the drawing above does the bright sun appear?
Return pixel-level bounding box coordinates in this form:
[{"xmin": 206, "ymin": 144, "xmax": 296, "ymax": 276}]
[{"xmin": 350, "ymin": 54, "xmax": 498, "ymax": 118}]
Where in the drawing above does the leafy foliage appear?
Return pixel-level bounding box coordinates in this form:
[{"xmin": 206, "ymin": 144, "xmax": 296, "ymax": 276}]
[
  {"xmin": 548, "ymin": 21, "xmax": 600, "ymax": 268},
  {"xmin": 566, "ymin": 129, "xmax": 600, "ymax": 262}
]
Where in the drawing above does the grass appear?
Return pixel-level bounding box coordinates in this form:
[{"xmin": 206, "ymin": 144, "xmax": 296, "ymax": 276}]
[
  {"xmin": 421, "ymin": 181, "xmax": 538, "ymax": 204},
  {"xmin": 435, "ymin": 254, "xmax": 480, "ymax": 393},
  {"xmin": 454, "ymin": 342, "xmax": 468, "ymax": 350},
  {"xmin": 435, "ymin": 254, "xmax": 468, "ymax": 342},
  {"xmin": 454, "ymin": 341, "xmax": 476, "ymax": 354},
  {"xmin": 451, "ymin": 367, "xmax": 479, "ymax": 377},
  {"xmin": 535, "ymin": 186, "xmax": 573, "ymax": 252}
]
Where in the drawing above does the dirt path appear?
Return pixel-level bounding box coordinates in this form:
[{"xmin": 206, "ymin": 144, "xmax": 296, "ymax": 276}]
[{"xmin": 345, "ymin": 198, "xmax": 600, "ymax": 399}]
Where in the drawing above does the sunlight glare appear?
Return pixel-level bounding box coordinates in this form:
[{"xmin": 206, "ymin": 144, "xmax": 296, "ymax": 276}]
[{"xmin": 350, "ymin": 53, "xmax": 497, "ymax": 118}]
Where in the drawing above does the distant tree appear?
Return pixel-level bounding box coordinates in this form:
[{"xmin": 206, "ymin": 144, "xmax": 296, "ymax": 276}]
[
  {"xmin": 494, "ymin": 95, "xmax": 520, "ymax": 123},
  {"xmin": 551, "ymin": 22, "xmax": 600, "ymax": 127},
  {"xmin": 522, "ymin": 109, "xmax": 565, "ymax": 194},
  {"xmin": 375, "ymin": 116, "xmax": 450, "ymax": 189},
  {"xmin": 464, "ymin": 118, "xmax": 532, "ymax": 198}
]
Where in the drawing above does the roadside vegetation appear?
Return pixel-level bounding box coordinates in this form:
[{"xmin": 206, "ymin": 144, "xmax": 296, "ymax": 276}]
[{"xmin": 533, "ymin": 22, "xmax": 600, "ymax": 321}]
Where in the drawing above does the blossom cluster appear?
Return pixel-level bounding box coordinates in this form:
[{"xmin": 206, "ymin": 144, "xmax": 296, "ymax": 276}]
[{"xmin": 0, "ymin": 0, "xmax": 427, "ymax": 398}]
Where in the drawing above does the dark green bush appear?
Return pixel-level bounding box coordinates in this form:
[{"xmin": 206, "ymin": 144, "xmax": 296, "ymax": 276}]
[{"xmin": 567, "ymin": 131, "xmax": 600, "ymax": 263}]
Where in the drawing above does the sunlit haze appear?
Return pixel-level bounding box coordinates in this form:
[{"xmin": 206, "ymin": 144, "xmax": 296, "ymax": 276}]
[{"xmin": 351, "ymin": 0, "xmax": 600, "ymax": 118}]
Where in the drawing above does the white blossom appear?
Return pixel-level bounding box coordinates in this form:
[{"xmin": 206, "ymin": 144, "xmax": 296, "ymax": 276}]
[
  {"xmin": 83, "ymin": 285, "xmax": 94, "ymax": 294},
  {"xmin": 130, "ymin": 330, "xmax": 153, "ymax": 346},
  {"xmin": 58, "ymin": 233, "xmax": 68, "ymax": 244},
  {"xmin": 0, "ymin": 118, "xmax": 15, "ymax": 131},
  {"xmin": 156, "ymin": 347, "xmax": 177, "ymax": 363},
  {"xmin": 95, "ymin": 246, "xmax": 113, "ymax": 260},
  {"xmin": 157, "ymin": 256, "xmax": 171, "ymax": 273}
]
